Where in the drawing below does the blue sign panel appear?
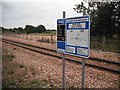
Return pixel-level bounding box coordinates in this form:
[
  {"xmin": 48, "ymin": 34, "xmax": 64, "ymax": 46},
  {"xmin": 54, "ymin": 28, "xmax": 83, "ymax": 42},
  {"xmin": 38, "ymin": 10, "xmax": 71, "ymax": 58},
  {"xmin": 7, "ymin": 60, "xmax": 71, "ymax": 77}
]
[
  {"xmin": 65, "ymin": 16, "xmax": 90, "ymax": 58},
  {"xmin": 57, "ymin": 19, "xmax": 66, "ymax": 52}
]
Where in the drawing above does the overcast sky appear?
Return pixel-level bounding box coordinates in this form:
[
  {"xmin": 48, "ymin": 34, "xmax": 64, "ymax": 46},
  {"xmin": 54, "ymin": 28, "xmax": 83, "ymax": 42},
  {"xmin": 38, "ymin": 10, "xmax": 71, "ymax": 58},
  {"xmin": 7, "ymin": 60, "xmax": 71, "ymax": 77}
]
[{"xmin": 1, "ymin": 0, "xmax": 86, "ymax": 29}]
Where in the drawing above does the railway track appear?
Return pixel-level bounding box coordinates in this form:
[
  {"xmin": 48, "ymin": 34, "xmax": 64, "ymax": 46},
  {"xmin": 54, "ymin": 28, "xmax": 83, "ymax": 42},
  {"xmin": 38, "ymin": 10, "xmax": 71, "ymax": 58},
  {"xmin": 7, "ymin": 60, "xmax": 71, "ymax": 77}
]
[{"xmin": 2, "ymin": 38, "xmax": 120, "ymax": 74}]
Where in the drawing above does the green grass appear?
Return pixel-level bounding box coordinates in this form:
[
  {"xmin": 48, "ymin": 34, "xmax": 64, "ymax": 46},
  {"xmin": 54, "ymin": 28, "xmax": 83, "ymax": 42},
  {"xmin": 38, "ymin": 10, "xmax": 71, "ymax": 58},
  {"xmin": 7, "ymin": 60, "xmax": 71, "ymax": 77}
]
[
  {"xmin": 90, "ymin": 39, "xmax": 120, "ymax": 53},
  {"xmin": 30, "ymin": 31, "xmax": 56, "ymax": 36},
  {"xmin": 18, "ymin": 64, "xmax": 25, "ymax": 68},
  {"xmin": 2, "ymin": 49, "xmax": 27, "ymax": 88},
  {"xmin": 20, "ymin": 79, "xmax": 53, "ymax": 88}
]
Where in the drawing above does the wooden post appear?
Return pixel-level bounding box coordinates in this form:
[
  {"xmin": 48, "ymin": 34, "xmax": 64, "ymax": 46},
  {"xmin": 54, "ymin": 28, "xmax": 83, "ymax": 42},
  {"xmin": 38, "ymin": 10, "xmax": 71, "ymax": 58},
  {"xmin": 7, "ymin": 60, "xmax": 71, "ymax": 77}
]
[
  {"xmin": 103, "ymin": 37, "xmax": 105, "ymax": 49},
  {"xmin": 51, "ymin": 35, "xmax": 53, "ymax": 43},
  {"xmin": 36, "ymin": 35, "xmax": 37, "ymax": 40}
]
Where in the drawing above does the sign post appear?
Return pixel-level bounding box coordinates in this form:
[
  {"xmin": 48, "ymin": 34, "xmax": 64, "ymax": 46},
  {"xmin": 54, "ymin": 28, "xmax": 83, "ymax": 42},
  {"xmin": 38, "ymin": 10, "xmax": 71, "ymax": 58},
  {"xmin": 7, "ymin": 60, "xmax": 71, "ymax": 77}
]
[
  {"xmin": 57, "ymin": 11, "xmax": 66, "ymax": 89},
  {"xmin": 81, "ymin": 58, "xmax": 86, "ymax": 89},
  {"xmin": 62, "ymin": 11, "xmax": 65, "ymax": 90},
  {"xmin": 57, "ymin": 13, "xmax": 90, "ymax": 89},
  {"xmin": 65, "ymin": 16, "xmax": 90, "ymax": 58},
  {"xmin": 65, "ymin": 16, "xmax": 90, "ymax": 89},
  {"xmin": 62, "ymin": 53, "xmax": 65, "ymax": 89}
]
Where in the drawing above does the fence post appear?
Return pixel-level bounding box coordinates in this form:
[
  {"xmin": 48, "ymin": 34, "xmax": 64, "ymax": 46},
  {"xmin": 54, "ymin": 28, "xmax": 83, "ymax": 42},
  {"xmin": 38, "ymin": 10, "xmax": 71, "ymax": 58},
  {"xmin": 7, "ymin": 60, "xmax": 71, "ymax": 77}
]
[
  {"xmin": 51, "ymin": 35, "xmax": 53, "ymax": 43},
  {"xmin": 36, "ymin": 35, "xmax": 37, "ymax": 40},
  {"xmin": 26, "ymin": 34, "xmax": 27, "ymax": 40},
  {"xmin": 103, "ymin": 37, "xmax": 105, "ymax": 49},
  {"xmin": 42, "ymin": 36, "xmax": 44, "ymax": 41}
]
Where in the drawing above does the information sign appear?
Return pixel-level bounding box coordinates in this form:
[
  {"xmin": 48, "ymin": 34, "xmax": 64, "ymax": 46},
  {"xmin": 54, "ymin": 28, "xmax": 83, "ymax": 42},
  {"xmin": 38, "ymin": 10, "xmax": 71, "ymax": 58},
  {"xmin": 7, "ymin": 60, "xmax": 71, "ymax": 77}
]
[
  {"xmin": 66, "ymin": 16, "xmax": 90, "ymax": 58},
  {"xmin": 57, "ymin": 19, "xmax": 66, "ymax": 52}
]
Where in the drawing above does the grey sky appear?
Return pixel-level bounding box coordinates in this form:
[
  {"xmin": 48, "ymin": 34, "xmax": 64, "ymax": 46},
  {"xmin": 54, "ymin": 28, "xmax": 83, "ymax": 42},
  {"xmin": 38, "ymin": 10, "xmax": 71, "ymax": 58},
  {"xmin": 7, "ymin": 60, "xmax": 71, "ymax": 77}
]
[{"xmin": 2, "ymin": 0, "xmax": 84, "ymax": 29}]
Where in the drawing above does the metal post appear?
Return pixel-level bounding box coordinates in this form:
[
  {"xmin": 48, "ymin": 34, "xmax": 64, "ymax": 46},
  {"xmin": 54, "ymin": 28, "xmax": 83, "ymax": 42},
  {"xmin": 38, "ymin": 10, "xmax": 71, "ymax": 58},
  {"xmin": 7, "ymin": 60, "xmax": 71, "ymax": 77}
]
[
  {"xmin": 81, "ymin": 58, "xmax": 86, "ymax": 89},
  {"xmin": 62, "ymin": 11, "xmax": 66, "ymax": 89},
  {"xmin": 83, "ymin": 7, "xmax": 86, "ymax": 15},
  {"xmin": 62, "ymin": 53, "xmax": 65, "ymax": 89},
  {"xmin": 81, "ymin": 6, "xmax": 87, "ymax": 89},
  {"xmin": 63, "ymin": 11, "xmax": 65, "ymax": 18}
]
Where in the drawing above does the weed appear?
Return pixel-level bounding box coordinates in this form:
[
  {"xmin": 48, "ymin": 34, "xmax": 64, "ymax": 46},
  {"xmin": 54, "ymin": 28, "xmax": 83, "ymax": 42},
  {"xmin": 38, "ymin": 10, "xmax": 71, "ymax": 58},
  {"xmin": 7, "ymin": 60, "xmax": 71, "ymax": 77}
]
[
  {"xmin": 50, "ymin": 83, "xmax": 54, "ymax": 88},
  {"xmin": 7, "ymin": 70, "xmax": 14, "ymax": 75},
  {"xmin": 37, "ymin": 38, "xmax": 50, "ymax": 43},
  {"xmin": 10, "ymin": 80, "xmax": 17, "ymax": 86},
  {"xmin": 2, "ymin": 48, "xmax": 56, "ymax": 88},
  {"xmin": 30, "ymin": 67, "xmax": 37, "ymax": 76},
  {"xmin": 3, "ymin": 54, "xmax": 14, "ymax": 61},
  {"xmin": 2, "ymin": 49, "xmax": 25, "ymax": 88},
  {"xmin": 18, "ymin": 64, "xmax": 25, "ymax": 68},
  {"xmin": 30, "ymin": 79, "xmax": 39, "ymax": 85}
]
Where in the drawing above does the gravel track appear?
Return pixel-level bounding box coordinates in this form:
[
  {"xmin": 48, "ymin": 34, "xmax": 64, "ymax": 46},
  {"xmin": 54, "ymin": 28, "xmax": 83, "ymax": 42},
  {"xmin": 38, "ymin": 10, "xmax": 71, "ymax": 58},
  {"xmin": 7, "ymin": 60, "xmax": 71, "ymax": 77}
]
[
  {"xmin": 2, "ymin": 41, "xmax": 119, "ymax": 89},
  {"xmin": 2, "ymin": 36, "xmax": 120, "ymax": 72},
  {"xmin": 2, "ymin": 35, "xmax": 119, "ymax": 63}
]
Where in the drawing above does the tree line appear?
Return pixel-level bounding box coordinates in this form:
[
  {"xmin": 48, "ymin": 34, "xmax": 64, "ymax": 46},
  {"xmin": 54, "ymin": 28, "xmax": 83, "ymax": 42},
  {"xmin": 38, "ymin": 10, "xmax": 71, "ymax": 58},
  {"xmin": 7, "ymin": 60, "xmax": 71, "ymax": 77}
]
[
  {"xmin": 2, "ymin": 24, "xmax": 46, "ymax": 34},
  {"xmin": 74, "ymin": 1, "xmax": 120, "ymax": 39}
]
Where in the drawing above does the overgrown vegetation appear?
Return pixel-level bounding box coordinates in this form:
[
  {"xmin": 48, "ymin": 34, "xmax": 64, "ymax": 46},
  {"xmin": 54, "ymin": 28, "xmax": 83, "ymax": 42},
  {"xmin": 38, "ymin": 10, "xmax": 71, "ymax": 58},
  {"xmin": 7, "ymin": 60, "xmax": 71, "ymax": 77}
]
[
  {"xmin": 73, "ymin": 1, "xmax": 120, "ymax": 53},
  {"xmin": 74, "ymin": 1, "xmax": 120, "ymax": 39},
  {"xmin": 2, "ymin": 48, "xmax": 56, "ymax": 88},
  {"xmin": 2, "ymin": 48, "xmax": 27, "ymax": 88},
  {"xmin": 90, "ymin": 37, "xmax": 119, "ymax": 53},
  {"xmin": 31, "ymin": 30, "xmax": 56, "ymax": 36}
]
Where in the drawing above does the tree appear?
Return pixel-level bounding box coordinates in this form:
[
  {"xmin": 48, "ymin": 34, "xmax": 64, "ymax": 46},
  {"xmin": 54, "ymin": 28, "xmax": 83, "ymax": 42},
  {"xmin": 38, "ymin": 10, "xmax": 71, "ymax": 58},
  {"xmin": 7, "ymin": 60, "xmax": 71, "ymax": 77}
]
[
  {"xmin": 18, "ymin": 27, "xmax": 24, "ymax": 33},
  {"xmin": 115, "ymin": 1, "xmax": 120, "ymax": 38},
  {"xmin": 2, "ymin": 27, "xmax": 5, "ymax": 32},
  {"xmin": 2, "ymin": 24, "xmax": 47, "ymax": 34},
  {"xmin": 93, "ymin": 2, "xmax": 117, "ymax": 37},
  {"xmin": 13, "ymin": 28, "xmax": 19, "ymax": 33},
  {"xmin": 73, "ymin": 1, "xmax": 120, "ymax": 38},
  {"xmin": 34, "ymin": 25, "xmax": 46, "ymax": 33},
  {"xmin": 24, "ymin": 25, "xmax": 35, "ymax": 34}
]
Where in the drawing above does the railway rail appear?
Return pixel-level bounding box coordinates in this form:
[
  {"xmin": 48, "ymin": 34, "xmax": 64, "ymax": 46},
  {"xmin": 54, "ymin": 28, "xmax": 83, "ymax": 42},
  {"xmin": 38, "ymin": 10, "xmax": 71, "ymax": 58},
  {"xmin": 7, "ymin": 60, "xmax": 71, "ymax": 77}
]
[{"xmin": 2, "ymin": 38, "xmax": 120, "ymax": 74}]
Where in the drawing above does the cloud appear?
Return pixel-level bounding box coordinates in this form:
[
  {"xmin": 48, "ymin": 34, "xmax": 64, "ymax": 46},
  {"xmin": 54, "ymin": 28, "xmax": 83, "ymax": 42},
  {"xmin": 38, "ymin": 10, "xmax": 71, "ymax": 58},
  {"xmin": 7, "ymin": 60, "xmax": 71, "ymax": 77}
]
[
  {"xmin": 0, "ymin": 2, "xmax": 2, "ymax": 26},
  {"xmin": 2, "ymin": 0, "xmax": 83, "ymax": 29}
]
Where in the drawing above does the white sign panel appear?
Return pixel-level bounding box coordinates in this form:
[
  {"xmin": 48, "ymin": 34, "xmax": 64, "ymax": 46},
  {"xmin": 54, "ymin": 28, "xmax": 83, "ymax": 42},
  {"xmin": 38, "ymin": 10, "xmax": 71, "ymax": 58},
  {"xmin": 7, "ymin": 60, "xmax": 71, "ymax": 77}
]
[
  {"xmin": 66, "ymin": 30, "xmax": 88, "ymax": 47},
  {"xmin": 66, "ymin": 16, "xmax": 90, "ymax": 58},
  {"xmin": 66, "ymin": 46, "xmax": 75, "ymax": 53}
]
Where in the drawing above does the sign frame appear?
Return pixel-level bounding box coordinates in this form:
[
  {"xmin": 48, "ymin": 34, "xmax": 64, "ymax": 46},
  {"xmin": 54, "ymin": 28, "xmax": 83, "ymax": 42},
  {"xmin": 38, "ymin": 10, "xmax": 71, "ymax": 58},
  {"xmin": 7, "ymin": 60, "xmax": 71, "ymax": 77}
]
[
  {"xmin": 56, "ymin": 19, "xmax": 66, "ymax": 53},
  {"xmin": 65, "ymin": 15, "xmax": 90, "ymax": 58}
]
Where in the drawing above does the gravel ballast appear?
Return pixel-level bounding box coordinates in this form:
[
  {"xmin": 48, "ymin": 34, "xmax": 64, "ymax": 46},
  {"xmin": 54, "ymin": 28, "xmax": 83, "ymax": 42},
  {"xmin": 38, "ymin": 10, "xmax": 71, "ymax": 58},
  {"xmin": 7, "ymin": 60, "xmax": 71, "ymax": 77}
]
[{"xmin": 2, "ymin": 40, "xmax": 119, "ymax": 89}]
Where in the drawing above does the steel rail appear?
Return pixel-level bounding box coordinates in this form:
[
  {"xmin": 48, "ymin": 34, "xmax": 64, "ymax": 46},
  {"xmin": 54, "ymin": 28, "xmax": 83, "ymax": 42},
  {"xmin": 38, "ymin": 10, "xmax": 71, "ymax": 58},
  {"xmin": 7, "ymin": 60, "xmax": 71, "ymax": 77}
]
[
  {"xmin": 2, "ymin": 38, "xmax": 120, "ymax": 65},
  {"xmin": 2, "ymin": 39, "xmax": 120, "ymax": 74}
]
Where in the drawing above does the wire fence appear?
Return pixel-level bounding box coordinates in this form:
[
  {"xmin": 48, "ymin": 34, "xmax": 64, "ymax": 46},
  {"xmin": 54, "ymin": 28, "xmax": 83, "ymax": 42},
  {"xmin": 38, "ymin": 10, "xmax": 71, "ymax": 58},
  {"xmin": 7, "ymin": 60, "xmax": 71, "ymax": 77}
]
[{"xmin": 90, "ymin": 37, "xmax": 119, "ymax": 53}]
